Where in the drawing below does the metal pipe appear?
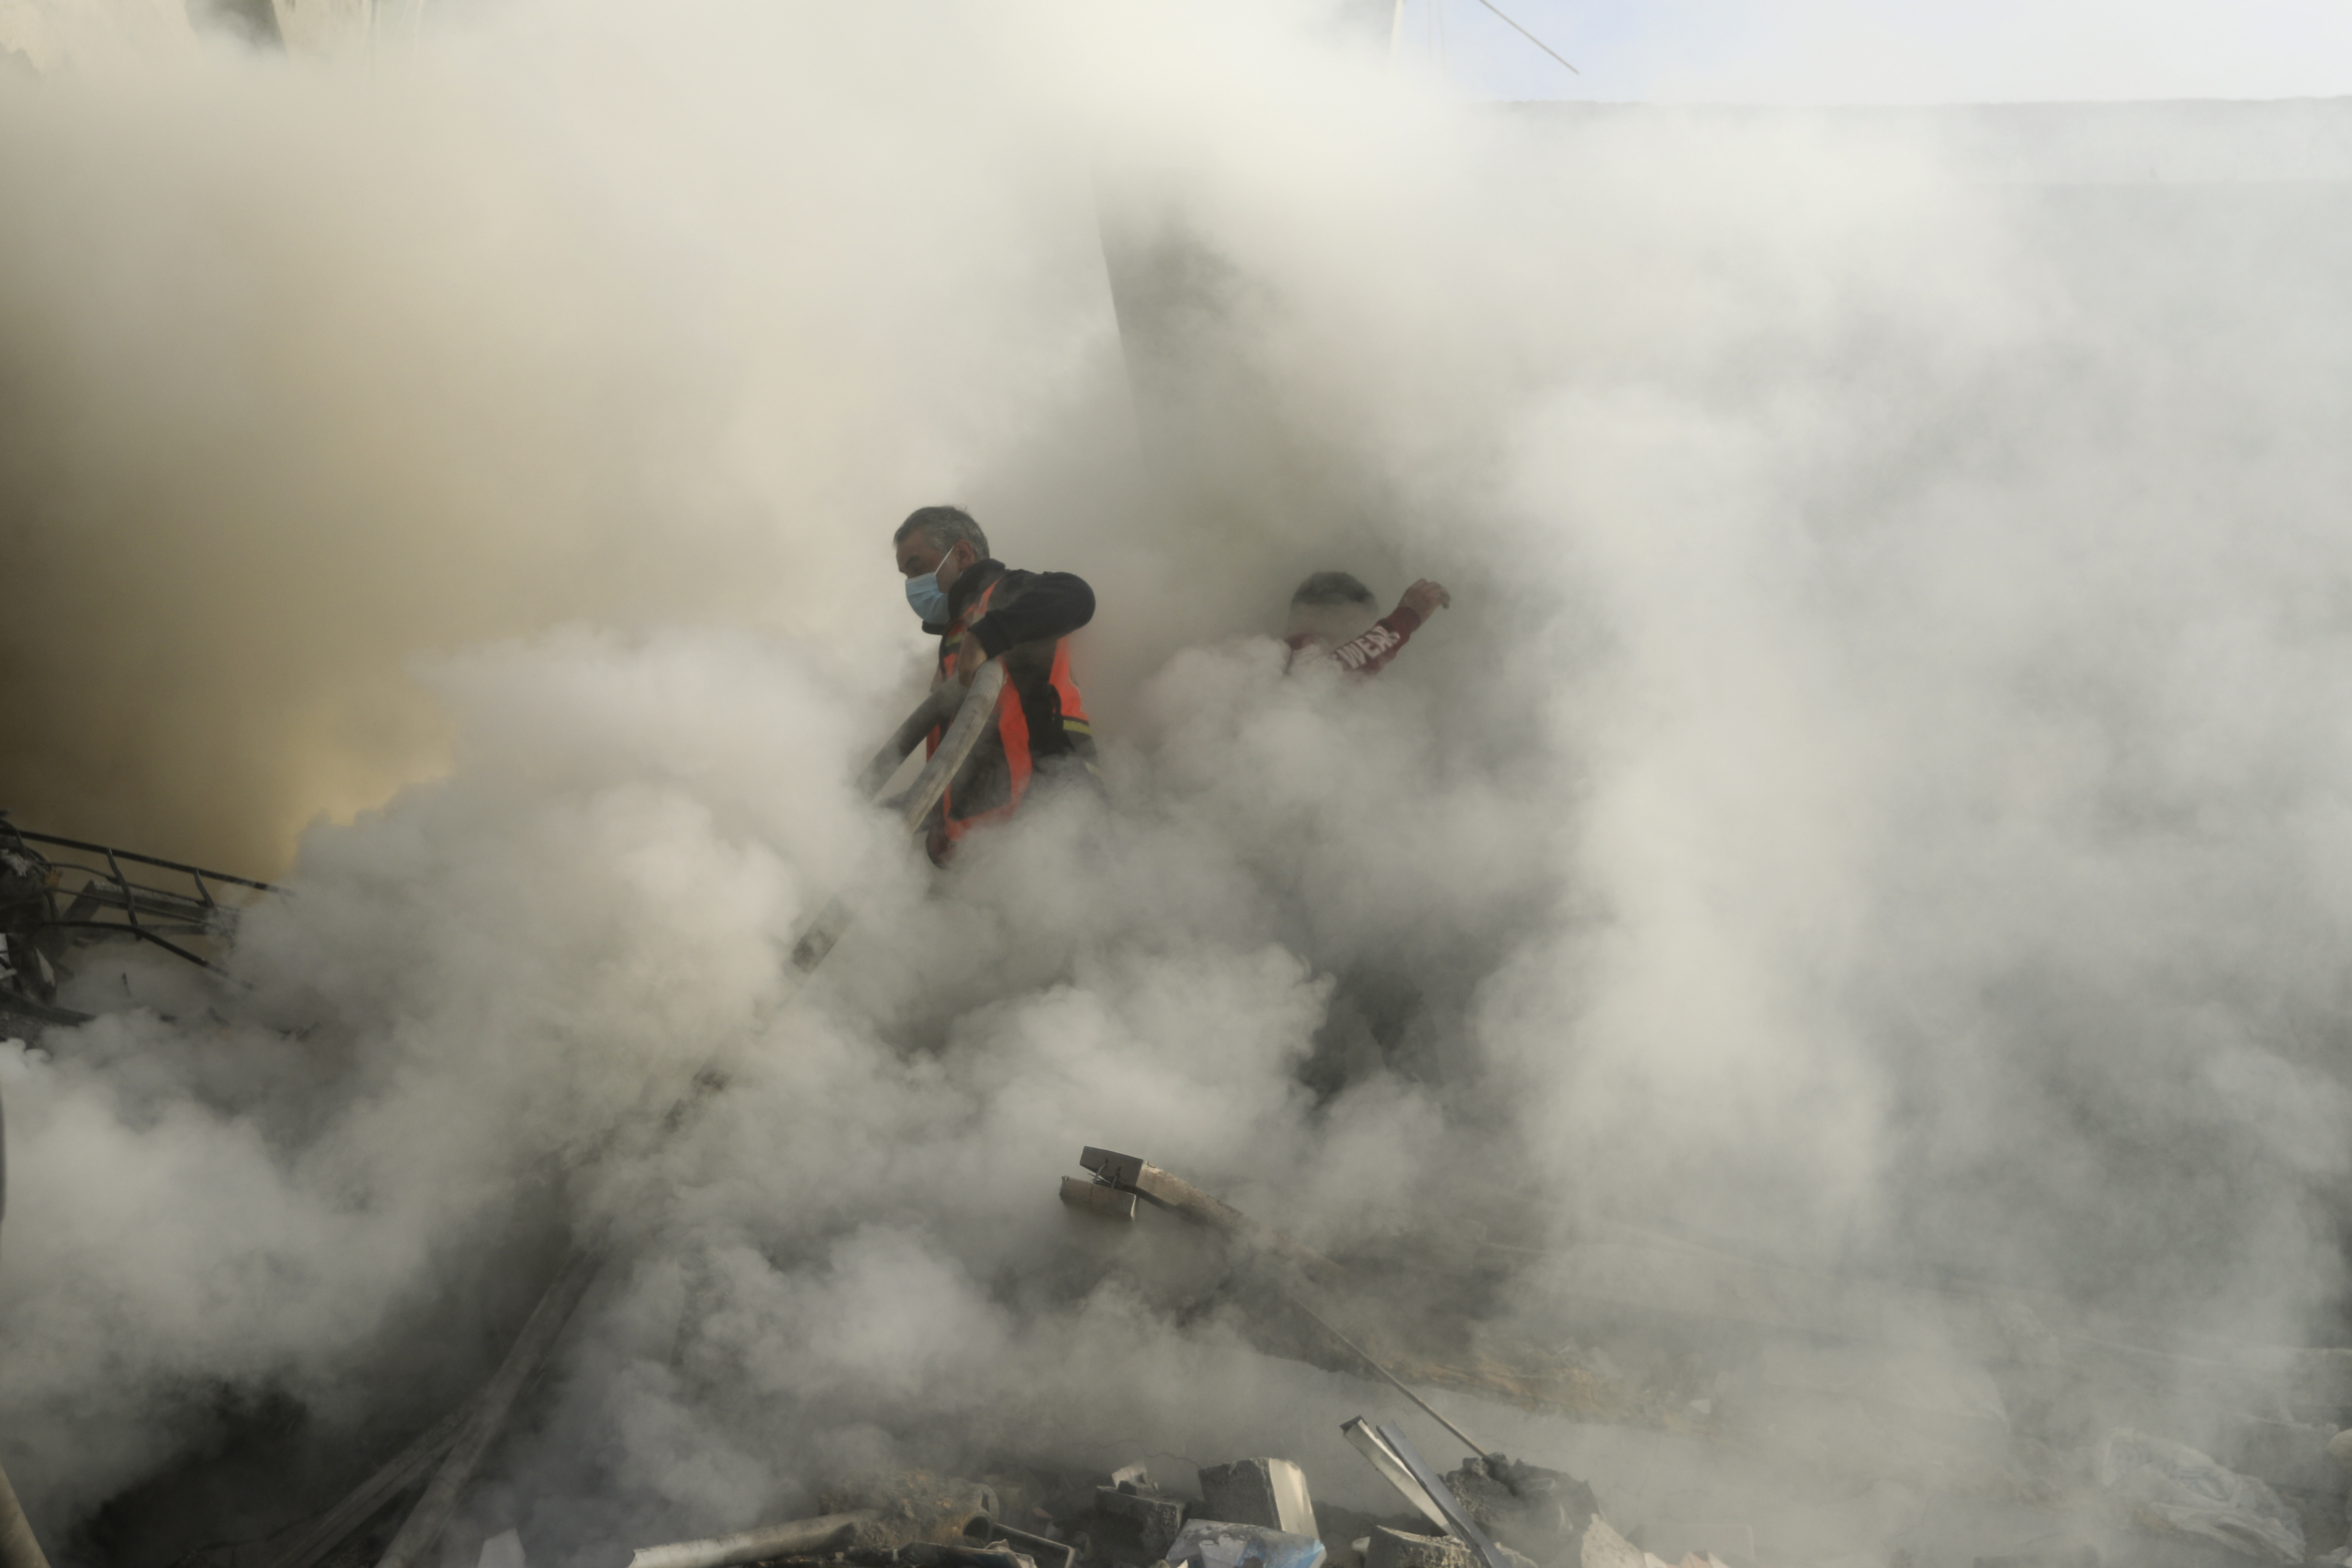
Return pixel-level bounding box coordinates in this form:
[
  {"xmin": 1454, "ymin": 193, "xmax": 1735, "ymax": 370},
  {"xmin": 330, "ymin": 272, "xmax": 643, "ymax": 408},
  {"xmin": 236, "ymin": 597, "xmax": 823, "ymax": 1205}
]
[
  {"xmin": 1286, "ymin": 1296, "xmax": 1488, "ymax": 1459},
  {"xmin": 628, "ymin": 1512, "xmax": 873, "ymax": 1568}
]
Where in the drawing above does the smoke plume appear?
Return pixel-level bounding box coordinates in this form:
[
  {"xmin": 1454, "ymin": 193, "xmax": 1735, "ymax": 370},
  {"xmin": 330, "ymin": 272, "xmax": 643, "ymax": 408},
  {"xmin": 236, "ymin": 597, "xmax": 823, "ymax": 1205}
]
[{"xmin": 3, "ymin": 2, "xmax": 2351, "ymax": 1563}]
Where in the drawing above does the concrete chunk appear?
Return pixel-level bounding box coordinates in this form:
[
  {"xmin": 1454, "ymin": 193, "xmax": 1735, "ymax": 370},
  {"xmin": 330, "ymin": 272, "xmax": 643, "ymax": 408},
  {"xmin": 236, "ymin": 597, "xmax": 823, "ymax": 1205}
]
[
  {"xmin": 1197, "ymin": 1459, "xmax": 1316, "ymax": 1536},
  {"xmin": 1096, "ymin": 1486, "xmax": 1188, "ymax": 1558},
  {"xmin": 1365, "ymin": 1529, "xmax": 1535, "ymax": 1568}
]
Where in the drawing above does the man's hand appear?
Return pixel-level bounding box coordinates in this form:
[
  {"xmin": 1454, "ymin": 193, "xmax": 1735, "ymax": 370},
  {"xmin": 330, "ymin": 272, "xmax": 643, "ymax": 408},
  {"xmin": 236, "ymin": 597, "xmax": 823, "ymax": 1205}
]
[
  {"xmin": 1398, "ymin": 579, "xmax": 1452, "ymax": 621},
  {"xmin": 950, "ymin": 624, "xmax": 992, "ymax": 686}
]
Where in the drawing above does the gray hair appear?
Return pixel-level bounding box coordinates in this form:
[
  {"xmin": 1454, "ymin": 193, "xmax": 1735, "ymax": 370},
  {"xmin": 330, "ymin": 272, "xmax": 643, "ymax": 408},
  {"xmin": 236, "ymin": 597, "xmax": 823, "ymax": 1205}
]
[{"xmin": 895, "ymin": 505, "xmax": 989, "ymax": 561}]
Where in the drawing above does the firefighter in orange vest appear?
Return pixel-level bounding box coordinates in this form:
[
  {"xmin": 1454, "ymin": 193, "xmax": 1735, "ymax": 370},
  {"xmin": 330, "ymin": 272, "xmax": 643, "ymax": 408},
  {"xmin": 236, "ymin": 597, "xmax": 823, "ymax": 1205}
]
[{"xmin": 894, "ymin": 505, "xmax": 1098, "ymax": 862}]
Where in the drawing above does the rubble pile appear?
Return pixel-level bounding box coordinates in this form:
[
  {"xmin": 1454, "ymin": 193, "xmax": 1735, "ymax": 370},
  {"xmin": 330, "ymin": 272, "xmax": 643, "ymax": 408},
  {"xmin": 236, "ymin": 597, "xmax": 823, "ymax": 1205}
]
[
  {"xmin": 9, "ymin": 827, "xmax": 2352, "ymax": 1568},
  {"xmin": 632, "ymin": 1450, "xmax": 1624, "ymax": 1568}
]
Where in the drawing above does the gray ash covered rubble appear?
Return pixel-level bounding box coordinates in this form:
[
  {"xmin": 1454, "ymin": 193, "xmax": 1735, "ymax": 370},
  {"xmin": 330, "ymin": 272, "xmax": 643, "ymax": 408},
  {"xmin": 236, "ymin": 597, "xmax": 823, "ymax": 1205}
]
[
  {"xmin": 658, "ymin": 1450, "xmax": 1613, "ymax": 1568},
  {"xmin": 1431, "ymin": 1456, "xmax": 1599, "ymax": 1568}
]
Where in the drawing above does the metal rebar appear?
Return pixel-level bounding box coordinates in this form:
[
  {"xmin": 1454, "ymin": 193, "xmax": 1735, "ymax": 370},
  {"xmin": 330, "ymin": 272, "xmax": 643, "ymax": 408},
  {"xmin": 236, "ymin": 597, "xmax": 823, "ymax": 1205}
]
[{"xmin": 1282, "ymin": 1293, "xmax": 1489, "ymax": 1459}]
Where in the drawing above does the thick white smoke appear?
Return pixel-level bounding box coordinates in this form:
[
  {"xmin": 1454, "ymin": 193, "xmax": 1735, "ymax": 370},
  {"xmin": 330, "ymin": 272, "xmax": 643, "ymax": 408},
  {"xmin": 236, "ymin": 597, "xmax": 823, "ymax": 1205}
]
[{"xmin": 3, "ymin": 1, "xmax": 2351, "ymax": 1563}]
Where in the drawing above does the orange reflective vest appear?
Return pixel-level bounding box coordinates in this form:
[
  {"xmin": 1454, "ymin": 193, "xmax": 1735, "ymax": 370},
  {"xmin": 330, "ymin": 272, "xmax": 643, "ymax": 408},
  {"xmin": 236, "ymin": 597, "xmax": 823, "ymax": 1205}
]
[{"xmin": 928, "ymin": 572, "xmax": 1096, "ymax": 845}]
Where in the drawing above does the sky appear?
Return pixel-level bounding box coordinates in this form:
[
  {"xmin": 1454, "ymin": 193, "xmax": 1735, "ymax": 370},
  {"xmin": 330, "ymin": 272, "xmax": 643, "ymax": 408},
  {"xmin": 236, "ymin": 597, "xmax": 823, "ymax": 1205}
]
[{"xmin": 1399, "ymin": 0, "xmax": 2352, "ymax": 104}]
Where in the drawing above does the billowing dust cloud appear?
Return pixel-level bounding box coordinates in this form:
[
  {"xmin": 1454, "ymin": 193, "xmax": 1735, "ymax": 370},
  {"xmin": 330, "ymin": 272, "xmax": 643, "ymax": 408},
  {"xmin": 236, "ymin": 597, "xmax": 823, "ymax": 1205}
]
[{"xmin": 3, "ymin": 3, "xmax": 2352, "ymax": 1566}]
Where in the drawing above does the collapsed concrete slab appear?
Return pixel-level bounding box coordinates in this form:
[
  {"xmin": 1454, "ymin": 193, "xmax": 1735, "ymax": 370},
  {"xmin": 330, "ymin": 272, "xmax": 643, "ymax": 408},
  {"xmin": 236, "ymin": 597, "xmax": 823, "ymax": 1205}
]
[{"xmin": 1197, "ymin": 1459, "xmax": 1317, "ymax": 1537}]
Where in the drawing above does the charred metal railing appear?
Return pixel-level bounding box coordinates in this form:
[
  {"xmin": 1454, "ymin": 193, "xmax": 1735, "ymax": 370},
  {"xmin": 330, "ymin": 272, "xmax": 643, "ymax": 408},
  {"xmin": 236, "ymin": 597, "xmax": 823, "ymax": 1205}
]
[{"xmin": 0, "ymin": 813, "xmax": 278, "ymax": 1009}]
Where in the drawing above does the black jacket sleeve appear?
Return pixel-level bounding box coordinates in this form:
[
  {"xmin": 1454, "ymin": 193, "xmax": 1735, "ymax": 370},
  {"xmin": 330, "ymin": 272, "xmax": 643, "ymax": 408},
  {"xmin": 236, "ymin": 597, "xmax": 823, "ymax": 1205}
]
[{"xmin": 972, "ymin": 570, "xmax": 1095, "ymax": 659}]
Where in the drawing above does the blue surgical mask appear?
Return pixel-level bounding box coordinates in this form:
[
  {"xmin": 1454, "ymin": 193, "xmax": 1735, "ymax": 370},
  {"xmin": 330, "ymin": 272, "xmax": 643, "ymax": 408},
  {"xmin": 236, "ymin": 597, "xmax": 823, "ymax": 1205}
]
[
  {"xmin": 906, "ymin": 547, "xmax": 961, "ymax": 623},
  {"xmin": 905, "ymin": 569, "xmax": 950, "ymax": 624}
]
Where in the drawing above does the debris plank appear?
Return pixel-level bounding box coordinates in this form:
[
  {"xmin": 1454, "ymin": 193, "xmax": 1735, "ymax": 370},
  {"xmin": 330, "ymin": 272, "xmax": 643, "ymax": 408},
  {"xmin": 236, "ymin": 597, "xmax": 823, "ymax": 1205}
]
[{"xmin": 373, "ymin": 1251, "xmax": 600, "ymax": 1568}]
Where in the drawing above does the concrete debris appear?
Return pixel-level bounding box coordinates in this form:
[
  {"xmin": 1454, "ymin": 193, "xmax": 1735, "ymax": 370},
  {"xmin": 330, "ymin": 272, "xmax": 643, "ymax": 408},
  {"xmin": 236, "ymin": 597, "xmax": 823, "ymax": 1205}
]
[
  {"xmin": 966, "ymin": 1516, "xmax": 1078, "ymax": 1568},
  {"xmin": 848, "ymin": 1545, "xmax": 1037, "ymax": 1568},
  {"xmin": 1363, "ymin": 1527, "xmax": 1533, "ymax": 1568},
  {"xmin": 635, "ymin": 1504, "xmax": 1058, "ymax": 1568},
  {"xmin": 1368, "ymin": 1423, "xmax": 1515, "ymax": 1568},
  {"xmin": 820, "ymin": 1475, "xmax": 1004, "ymax": 1552},
  {"xmin": 1570, "ymin": 1519, "xmax": 1644, "ymax": 1568},
  {"xmin": 631, "ymin": 1515, "xmax": 875, "ymax": 1568},
  {"xmin": 1095, "ymin": 1480, "xmax": 1190, "ymax": 1560},
  {"xmin": 1435, "ymin": 1456, "xmax": 1598, "ymax": 1568},
  {"xmin": 1196, "ymin": 1459, "xmax": 1316, "ymax": 1537},
  {"xmin": 1162, "ymin": 1520, "xmax": 1325, "ymax": 1568},
  {"xmin": 1567, "ymin": 1518, "xmax": 1723, "ymax": 1568},
  {"xmin": 2096, "ymin": 1429, "xmax": 2306, "ymax": 1564}
]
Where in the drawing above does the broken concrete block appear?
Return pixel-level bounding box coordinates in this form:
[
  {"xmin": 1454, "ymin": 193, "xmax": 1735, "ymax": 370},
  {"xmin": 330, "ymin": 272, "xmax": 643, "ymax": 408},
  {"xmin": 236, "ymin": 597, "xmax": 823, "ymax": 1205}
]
[
  {"xmin": 824, "ymin": 1474, "xmax": 1002, "ymax": 1551},
  {"xmin": 1165, "ymin": 1521, "xmax": 1325, "ymax": 1568},
  {"xmin": 1366, "ymin": 1528, "xmax": 1467, "ymax": 1568},
  {"xmin": 965, "ymin": 1515, "xmax": 1076, "ymax": 1568},
  {"xmin": 1578, "ymin": 1520, "xmax": 1645, "ymax": 1568},
  {"xmin": 1439, "ymin": 1456, "xmax": 1599, "ymax": 1566},
  {"xmin": 1197, "ymin": 1459, "xmax": 1316, "ymax": 1536},
  {"xmin": 1365, "ymin": 1528, "xmax": 1535, "ymax": 1568},
  {"xmin": 1097, "ymin": 1485, "xmax": 1189, "ymax": 1559}
]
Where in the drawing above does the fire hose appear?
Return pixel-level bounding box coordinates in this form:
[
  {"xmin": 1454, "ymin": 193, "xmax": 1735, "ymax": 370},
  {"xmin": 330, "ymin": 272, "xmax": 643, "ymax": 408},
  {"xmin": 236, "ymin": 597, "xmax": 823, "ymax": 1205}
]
[{"xmin": 791, "ymin": 660, "xmax": 1008, "ymax": 971}]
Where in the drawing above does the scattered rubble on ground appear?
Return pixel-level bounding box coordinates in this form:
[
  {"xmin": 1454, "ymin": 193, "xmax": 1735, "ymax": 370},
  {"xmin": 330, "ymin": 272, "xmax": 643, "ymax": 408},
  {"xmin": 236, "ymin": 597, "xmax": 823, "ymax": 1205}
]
[{"xmin": 11, "ymin": 823, "xmax": 2352, "ymax": 1568}]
